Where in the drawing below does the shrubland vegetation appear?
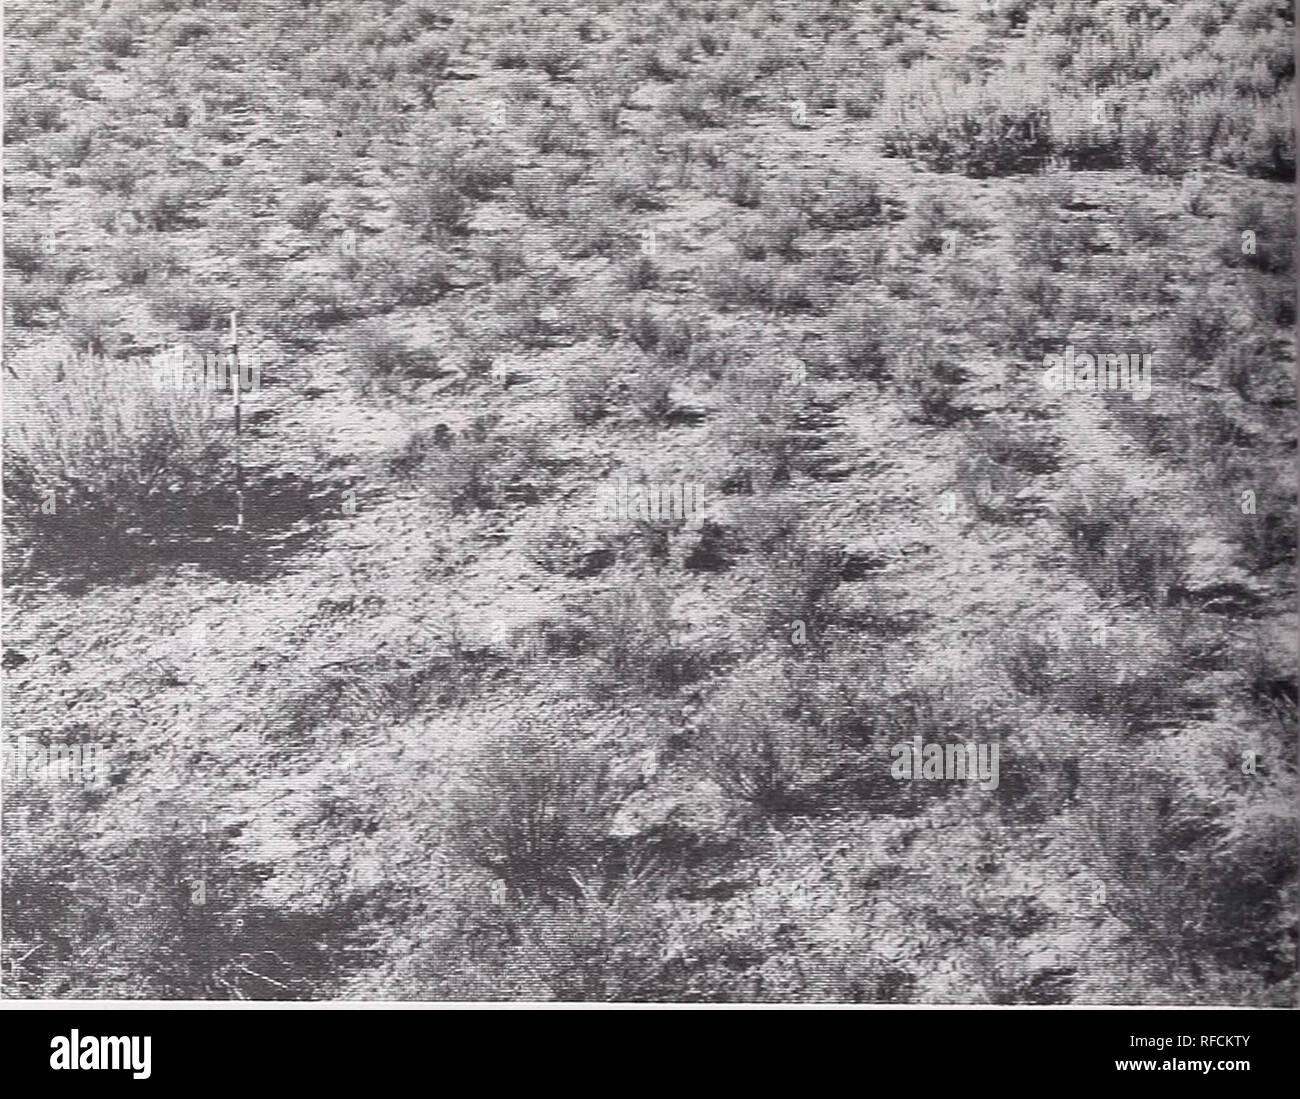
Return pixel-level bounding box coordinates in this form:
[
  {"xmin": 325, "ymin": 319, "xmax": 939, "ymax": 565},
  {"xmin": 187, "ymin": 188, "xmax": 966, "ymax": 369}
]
[{"xmin": 2, "ymin": 0, "xmax": 1294, "ymax": 1003}]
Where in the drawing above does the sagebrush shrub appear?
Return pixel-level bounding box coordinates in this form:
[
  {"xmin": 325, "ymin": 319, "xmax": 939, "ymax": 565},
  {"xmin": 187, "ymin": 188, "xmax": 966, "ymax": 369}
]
[
  {"xmin": 703, "ymin": 257, "xmax": 824, "ymax": 314},
  {"xmin": 360, "ymin": 243, "xmax": 454, "ymax": 309},
  {"xmin": 1233, "ymin": 480, "xmax": 1297, "ymax": 573},
  {"xmin": 98, "ymin": 13, "xmax": 140, "ymax": 58},
  {"xmin": 256, "ymin": 276, "xmax": 356, "ymax": 345},
  {"xmin": 400, "ymin": 40, "xmax": 449, "ymax": 104},
  {"xmin": 956, "ymin": 419, "xmax": 1060, "ymax": 521},
  {"xmin": 1011, "ymin": 179, "xmax": 1099, "ymax": 271},
  {"xmin": 734, "ymin": 213, "xmax": 804, "ymax": 261},
  {"xmin": 5, "ymin": 94, "xmax": 64, "ymax": 143},
  {"xmin": 515, "ymin": 891, "xmax": 697, "ymax": 1001},
  {"xmin": 895, "ymin": 340, "xmax": 965, "ymax": 424},
  {"xmin": 149, "ymin": 280, "xmax": 233, "ymax": 333},
  {"xmin": 1002, "ymin": 624, "xmax": 1187, "ymax": 735},
  {"xmin": 494, "ymin": 279, "xmax": 571, "ymax": 348},
  {"xmin": 840, "ymin": 72, "xmax": 885, "ymax": 118},
  {"xmin": 481, "ymin": 237, "xmax": 527, "ymax": 282},
  {"xmin": 630, "ymin": 369, "xmax": 673, "ymax": 422},
  {"xmin": 286, "ymin": 192, "xmax": 329, "ymax": 230},
  {"xmin": 61, "ymin": 302, "xmax": 119, "ymax": 356},
  {"xmin": 4, "ymin": 220, "xmax": 50, "ymax": 274},
  {"xmin": 1081, "ymin": 752, "xmax": 1297, "ymax": 983},
  {"xmin": 530, "ymin": 39, "xmax": 581, "ymax": 78},
  {"xmin": 86, "ymin": 156, "xmax": 138, "ymax": 196},
  {"xmin": 749, "ymin": 535, "xmax": 845, "ymax": 641},
  {"xmin": 1164, "ymin": 292, "xmax": 1234, "ymax": 370},
  {"xmin": 565, "ymin": 360, "xmax": 618, "ymax": 424},
  {"xmin": 881, "ymin": 66, "xmax": 1051, "ymax": 177},
  {"xmin": 137, "ymin": 177, "xmax": 211, "ymax": 231},
  {"xmin": 620, "ymin": 253, "xmax": 660, "ymax": 290},
  {"xmin": 395, "ymin": 178, "xmax": 471, "ymax": 238},
  {"xmin": 345, "ymin": 325, "xmax": 439, "ymax": 396},
  {"xmin": 1056, "ymin": 491, "xmax": 1189, "ymax": 607},
  {"xmin": 524, "ymin": 108, "xmax": 589, "ymax": 156},
  {"xmin": 429, "ymin": 141, "xmax": 516, "ymax": 200},
  {"xmin": 716, "ymin": 373, "xmax": 821, "ymax": 484},
  {"xmin": 911, "ymin": 194, "xmax": 954, "ymax": 254},
  {"xmin": 4, "ymin": 351, "xmax": 232, "ymax": 567},
  {"xmin": 723, "ymin": 163, "xmax": 763, "ymax": 207},
  {"xmin": 826, "ymin": 298, "xmax": 901, "ymax": 379},
  {"xmin": 449, "ymin": 722, "xmax": 616, "ymax": 898},
  {"xmin": 665, "ymin": 78, "xmax": 726, "ymax": 127},
  {"xmin": 113, "ymin": 237, "xmax": 179, "ymax": 286},
  {"xmin": 2, "ymin": 791, "xmax": 319, "ymax": 997},
  {"xmin": 580, "ymin": 62, "xmax": 637, "ymax": 131},
  {"xmin": 494, "ymin": 37, "xmax": 531, "ymax": 70},
  {"xmin": 392, "ymin": 415, "xmax": 548, "ymax": 513},
  {"xmin": 603, "ymin": 160, "xmax": 664, "ymax": 211},
  {"xmin": 1218, "ymin": 196, "xmax": 1295, "ymax": 275},
  {"xmin": 806, "ymin": 171, "xmax": 889, "ymax": 229},
  {"xmin": 580, "ymin": 581, "xmax": 705, "ymax": 693},
  {"xmin": 4, "ymin": 276, "xmax": 62, "ymax": 326},
  {"xmin": 513, "ymin": 166, "xmax": 573, "ymax": 219},
  {"xmin": 57, "ymin": 127, "xmax": 94, "ymax": 168},
  {"xmin": 698, "ymin": 657, "xmax": 843, "ymax": 810}
]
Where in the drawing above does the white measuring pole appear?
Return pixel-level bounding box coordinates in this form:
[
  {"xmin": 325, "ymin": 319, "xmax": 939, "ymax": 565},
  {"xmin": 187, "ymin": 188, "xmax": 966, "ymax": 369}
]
[{"xmin": 230, "ymin": 311, "xmax": 244, "ymax": 531}]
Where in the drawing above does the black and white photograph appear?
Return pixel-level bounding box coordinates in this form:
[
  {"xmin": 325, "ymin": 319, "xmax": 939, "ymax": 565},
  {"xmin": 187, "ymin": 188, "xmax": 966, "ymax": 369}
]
[{"xmin": 2, "ymin": 0, "xmax": 1296, "ymax": 1033}]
